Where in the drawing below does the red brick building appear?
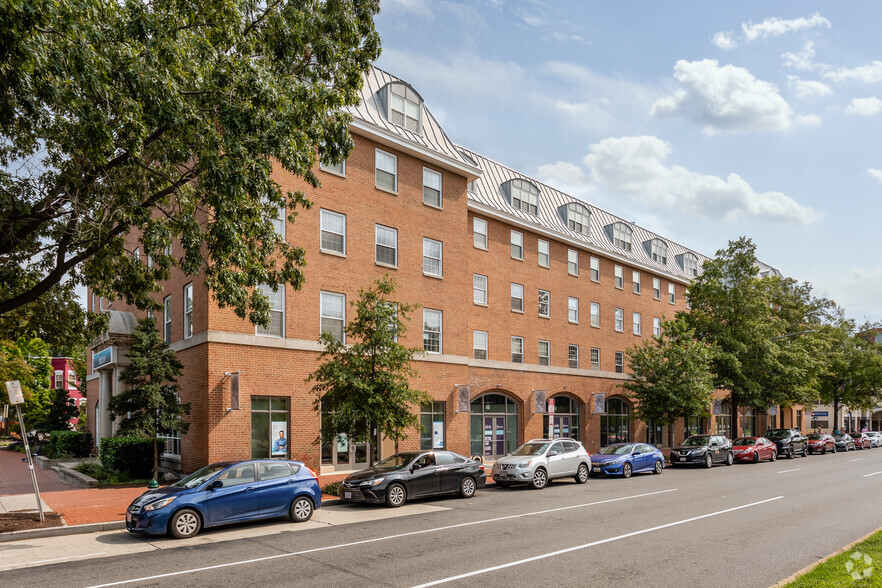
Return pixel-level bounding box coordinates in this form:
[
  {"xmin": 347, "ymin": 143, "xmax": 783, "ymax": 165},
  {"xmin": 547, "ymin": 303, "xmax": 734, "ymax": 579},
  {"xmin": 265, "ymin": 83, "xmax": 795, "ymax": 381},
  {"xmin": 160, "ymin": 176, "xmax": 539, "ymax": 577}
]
[{"xmin": 86, "ymin": 67, "xmax": 800, "ymax": 477}]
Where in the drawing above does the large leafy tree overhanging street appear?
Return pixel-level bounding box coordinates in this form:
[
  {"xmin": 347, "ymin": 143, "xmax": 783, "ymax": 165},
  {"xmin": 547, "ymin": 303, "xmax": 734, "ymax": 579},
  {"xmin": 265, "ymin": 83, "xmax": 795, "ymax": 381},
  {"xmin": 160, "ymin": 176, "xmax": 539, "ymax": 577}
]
[
  {"xmin": 308, "ymin": 277, "xmax": 432, "ymax": 465},
  {"xmin": 0, "ymin": 0, "xmax": 381, "ymax": 328},
  {"xmin": 817, "ymin": 320, "xmax": 882, "ymax": 430}
]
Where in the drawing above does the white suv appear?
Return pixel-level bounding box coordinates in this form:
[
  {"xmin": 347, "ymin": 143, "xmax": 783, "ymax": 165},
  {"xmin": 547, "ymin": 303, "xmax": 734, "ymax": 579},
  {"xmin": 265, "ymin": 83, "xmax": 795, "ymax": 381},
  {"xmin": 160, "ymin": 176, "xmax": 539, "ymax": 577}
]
[{"xmin": 491, "ymin": 439, "xmax": 591, "ymax": 489}]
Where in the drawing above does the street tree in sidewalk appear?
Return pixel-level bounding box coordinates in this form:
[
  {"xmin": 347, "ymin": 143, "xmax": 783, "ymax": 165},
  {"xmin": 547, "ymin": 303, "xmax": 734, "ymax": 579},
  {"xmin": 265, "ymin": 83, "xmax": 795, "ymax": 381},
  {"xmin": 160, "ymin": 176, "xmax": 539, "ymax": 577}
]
[
  {"xmin": 621, "ymin": 317, "xmax": 715, "ymax": 447},
  {"xmin": 0, "ymin": 0, "xmax": 381, "ymax": 330},
  {"xmin": 109, "ymin": 317, "xmax": 189, "ymax": 483},
  {"xmin": 308, "ymin": 276, "xmax": 431, "ymax": 466},
  {"xmin": 0, "ymin": 337, "xmax": 53, "ymax": 435},
  {"xmin": 818, "ymin": 321, "xmax": 882, "ymax": 430}
]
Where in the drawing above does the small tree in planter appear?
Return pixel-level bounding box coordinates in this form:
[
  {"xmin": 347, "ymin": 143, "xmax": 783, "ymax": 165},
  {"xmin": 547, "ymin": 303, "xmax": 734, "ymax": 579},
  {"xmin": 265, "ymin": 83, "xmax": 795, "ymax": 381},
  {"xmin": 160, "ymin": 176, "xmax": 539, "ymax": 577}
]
[{"xmin": 109, "ymin": 317, "xmax": 189, "ymax": 484}]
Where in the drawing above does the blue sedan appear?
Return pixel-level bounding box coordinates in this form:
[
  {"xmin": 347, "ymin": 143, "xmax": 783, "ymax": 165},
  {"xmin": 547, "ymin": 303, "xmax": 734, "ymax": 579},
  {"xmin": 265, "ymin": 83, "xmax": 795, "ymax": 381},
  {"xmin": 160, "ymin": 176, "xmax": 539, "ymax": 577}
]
[
  {"xmin": 125, "ymin": 460, "xmax": 322, "ymax": 539},
  {"xmin": 590, "ymin": 443, "xmax": 665, "ymax": 478}
]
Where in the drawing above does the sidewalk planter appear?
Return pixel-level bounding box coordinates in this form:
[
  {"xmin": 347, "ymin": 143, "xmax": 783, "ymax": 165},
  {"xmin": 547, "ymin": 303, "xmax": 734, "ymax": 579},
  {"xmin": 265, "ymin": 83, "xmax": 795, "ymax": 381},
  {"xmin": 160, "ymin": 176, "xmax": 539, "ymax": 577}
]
[{"xmin": 53, "ymin": 463, "xmax": 99, "ymax": 489}]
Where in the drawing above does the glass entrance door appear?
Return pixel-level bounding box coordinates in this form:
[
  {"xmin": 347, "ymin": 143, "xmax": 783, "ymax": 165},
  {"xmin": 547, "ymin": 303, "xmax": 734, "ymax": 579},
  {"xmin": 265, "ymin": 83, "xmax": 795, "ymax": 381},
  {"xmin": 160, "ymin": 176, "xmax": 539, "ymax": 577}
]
[{"xmin": 483, "ymin": 417, "xmax": 506, "ymax": 458}]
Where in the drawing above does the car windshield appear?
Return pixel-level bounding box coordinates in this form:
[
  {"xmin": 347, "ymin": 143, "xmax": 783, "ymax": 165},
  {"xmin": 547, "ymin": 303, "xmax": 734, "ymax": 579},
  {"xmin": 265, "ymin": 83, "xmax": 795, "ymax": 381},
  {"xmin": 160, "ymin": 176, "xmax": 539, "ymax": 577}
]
[
  {"xmin": 600, "ymin": 444, "xmax": 635, "ymax": 455},
  {"xmin": 511, "ymin": 442, "xmax": 550, "ymax": 456},
  {"xmin": 807, "ymin": 434, "xmax": 825, "ymax": 440},
  {"xmin": 374, "ymin": 453, "xmax": 418, "ymax": 470},
  {"xmin": 174, "ymin": 464, "xmax": 229, "ymax": 489},
  {"xmin": 765, "ymin": 429, "xmax": 790, "ymax": 439},
  {"xmin": 733, "ymin": 438, "xmax": 755, "ymax": 446},
  {"xmin": 834, "ymin": 434, "xmax": 849, "ymax": 440},
  {"xmin": 681, "ymin": 436, "xmax": 711, "ymax": 447}
]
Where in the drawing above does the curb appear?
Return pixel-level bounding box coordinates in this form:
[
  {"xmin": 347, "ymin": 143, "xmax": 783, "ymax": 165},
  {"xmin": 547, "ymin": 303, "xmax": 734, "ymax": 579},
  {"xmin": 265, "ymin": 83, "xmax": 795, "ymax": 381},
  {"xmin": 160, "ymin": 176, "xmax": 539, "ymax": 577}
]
[
  {"xmin": 770, "ymin": 525, "xmax": 882, "ymax": 587},
  {"xmin": 0, "ymin": 520, "xmax": 126, "ymax": 543}
]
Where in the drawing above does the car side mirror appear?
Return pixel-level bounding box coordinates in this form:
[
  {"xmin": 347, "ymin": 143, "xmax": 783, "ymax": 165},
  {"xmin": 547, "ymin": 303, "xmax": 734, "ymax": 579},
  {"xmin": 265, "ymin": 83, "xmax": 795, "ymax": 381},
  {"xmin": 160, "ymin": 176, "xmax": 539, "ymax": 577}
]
[
  {"xmin": 412, "ymin": 464, "xmax": 422, "ymax": 471},
  {"xmin": 633, "ymin": 451, "xmax": 642, "ymax": 456},
  {"xmin": 208, "ymin": 480, "xmax": 223, "ymax": 490}
]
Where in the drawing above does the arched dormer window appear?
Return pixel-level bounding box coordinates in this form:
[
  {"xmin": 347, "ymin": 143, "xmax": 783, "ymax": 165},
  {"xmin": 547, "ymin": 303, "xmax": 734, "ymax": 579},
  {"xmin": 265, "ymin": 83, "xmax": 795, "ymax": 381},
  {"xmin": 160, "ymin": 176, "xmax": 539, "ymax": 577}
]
[
  {"xmin": 558, "ymin": 202, "xmax": 591, "ymax": 237},
  {"xmin": 503, "ymin": 178, "xmax": 540, "ymax": 215},
  {"xmin": 644, "ymin": 238, "xmax": 668, "ymax": 265},
  {"xmin": 612, "ymin": 222, "xmax": 632, "ymax": 252},
  {"xmin": 385, "ymin": 83, "xmax": 421, "ymax": 133},
  {"xmin": 681, "ymin": 252, "xmax": 699, "ymax": 276}
]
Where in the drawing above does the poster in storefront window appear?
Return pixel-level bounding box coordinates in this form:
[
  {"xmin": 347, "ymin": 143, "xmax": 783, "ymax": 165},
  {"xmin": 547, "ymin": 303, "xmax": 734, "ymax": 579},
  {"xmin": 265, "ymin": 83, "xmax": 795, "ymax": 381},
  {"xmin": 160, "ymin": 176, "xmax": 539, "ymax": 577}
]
[
  {"xmin": 271, "ymin": 422, "xmax": 288, "ymax": 457},
  {"xmin": 433, "ymin": 420, "xmax": 444, "ymax": 448},
  {"xmin": 593, "ymin": 393, "xmax": 605, "ymax": 414}
]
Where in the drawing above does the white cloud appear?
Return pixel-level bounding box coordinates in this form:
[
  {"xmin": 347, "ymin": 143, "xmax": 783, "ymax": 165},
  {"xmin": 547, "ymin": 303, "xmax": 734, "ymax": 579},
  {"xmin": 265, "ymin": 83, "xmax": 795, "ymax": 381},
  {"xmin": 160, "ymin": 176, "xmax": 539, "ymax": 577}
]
[
  {"xmin": 795, "ymin": 114, "xmax": 822, "ymax": 127},
  {"xmin": 712, "ymin": 31, "xmax": 737, "ymax": 50},
  {"xmin": 548, "ymin": 136, "xmax": 820, "ymax": 225},
  {"xmin": 652, "ymin": 59, "xmax": 796, "ymax": 133},
  {"xmin": 846, "ymin": 97, "xmax": 882, "ymax": 116},
  {"xmin": 868, "ymin": 169, "xmax": 882, "ymax": 183},
  {"xmin": 536, "ymin": 161, "xmax": 593, "ymax": 190},
  {"xmin": 742, "ymin": 13, "xmax": 831, "ymax": 42},
  {"xmin": 824, "ymin": 61, "xmax": 882, "ymax": 83},
  {"xmin": 382, "ymin": 0, "xmax": 434, "ymax": 18},
  {"xmin": 787, "ymin": 76, "xmax": 833, "ymax": 99},
  {"xmin": 822, "ymin": 268, "xmax": 882, "ymax": 323},
  {"xmin": 783, "ymin": 42, "xmax": 819, "ymax": 71}
]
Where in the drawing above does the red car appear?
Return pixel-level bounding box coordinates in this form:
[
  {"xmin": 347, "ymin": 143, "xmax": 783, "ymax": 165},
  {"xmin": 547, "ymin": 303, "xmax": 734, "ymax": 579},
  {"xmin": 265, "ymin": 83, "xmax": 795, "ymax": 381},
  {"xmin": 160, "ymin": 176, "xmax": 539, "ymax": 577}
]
[
  {"xmin": 732, "ymin": 437, "xmax": 777, "ymax": 463},
  {"xmin": 852, "ymin": 432, "xmax": 871, "ymax": 449},
  {"xmin": 807, "ymin": 433, "xmax": 836, "ymax": 454}
]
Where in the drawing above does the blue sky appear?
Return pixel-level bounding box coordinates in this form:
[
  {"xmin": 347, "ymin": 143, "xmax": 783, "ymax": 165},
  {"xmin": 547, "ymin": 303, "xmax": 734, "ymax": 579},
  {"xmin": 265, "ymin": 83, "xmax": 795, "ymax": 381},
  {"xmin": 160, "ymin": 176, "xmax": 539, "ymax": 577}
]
[{"xmin": 374, "ymin": 1, "xmax": 882, "ymax": 325}]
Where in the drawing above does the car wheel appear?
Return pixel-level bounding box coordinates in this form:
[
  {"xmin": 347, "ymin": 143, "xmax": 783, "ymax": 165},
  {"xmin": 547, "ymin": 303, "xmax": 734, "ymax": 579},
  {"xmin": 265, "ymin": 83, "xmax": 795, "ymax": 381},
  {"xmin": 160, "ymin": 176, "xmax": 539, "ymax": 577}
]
[
  {"xmin": 725, "ymin": 452, "xmax": 734, "ymax": 466},
  {"xmin": 459, "ymin": 476, "xmax": 477, "ymax": 498},
  {"xmin": 385, "ymin": 483, "xmax": 407, "ymax": 508},
  {"xmin": 575, "ymin": 463, "xmax": 589, "ymax": 484},
  {"xmin": 832, "ymin": 444, "xmax": 837, "ymax": 453},
  {"xmin": 788, "ymin": 448, "xmax": 795, "ymax": 459},
  {"xmin": 169, "ymin": 509, "xmax": 201, "ymax": 539},
  {"xmin": 653, "ymin": 459, "xmax": 663, "ymax": 475},
  {"xmin": 770, "ymin": 451, "xmax": 777, "ymax": 462},
  {"xmin": 704, "ymin": 454, "xmax": 713, "ymax": 469},
  {"xmin": 289, "ymin": 496, "xmax": 314, "ymax": 522},
  {"xmin": 802, "ymin": 446, "xmax": 808, "ymax": 457},
  {"xmin": 752, "ymin": 451, "xmax": 759, "ymax": 464},
  {"xmin": 622, "ymin": 463, "xmax": 632, "ymax": 478},
  {"xmin": 531, "ymin": 468, "xmax": 548, "ymax": 489}
]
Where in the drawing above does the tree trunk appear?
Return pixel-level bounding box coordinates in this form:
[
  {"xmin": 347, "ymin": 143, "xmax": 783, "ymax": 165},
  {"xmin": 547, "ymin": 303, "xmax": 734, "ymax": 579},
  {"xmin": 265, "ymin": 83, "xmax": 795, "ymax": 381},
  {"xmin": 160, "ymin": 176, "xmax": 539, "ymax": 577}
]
[
  {"xmin": 153, "ymin": 435, "xmax": 159, "ymax": 483},
  {"xmin": 833, "ymin": 398, "xmax": 840, "ymax": 432}
]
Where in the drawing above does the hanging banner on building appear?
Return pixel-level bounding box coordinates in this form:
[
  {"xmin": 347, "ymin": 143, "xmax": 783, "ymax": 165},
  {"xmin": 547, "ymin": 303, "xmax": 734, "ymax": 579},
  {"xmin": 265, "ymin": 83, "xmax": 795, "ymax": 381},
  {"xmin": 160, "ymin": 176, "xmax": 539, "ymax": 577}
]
[
  {"xmin": 230, "ymin": 372, "xmax": 240, "ymax": 411},
  {"xmin": 93, "ymin": 347, "xmax": 114, "ymax": 370},
  {"xmin": 534, "ymin": 390, "xmax": 546, "ymax": 413},
  {"xmin": 457, "ymin": 385, "xmax": 470, "ymax": 413},
  {"xmin": 713, "ymin": 400, "xmax": 723, "ymax": 416},
  {"xmin": 593, "ymin": 393, "xmax": 605, "ymax": 414}
]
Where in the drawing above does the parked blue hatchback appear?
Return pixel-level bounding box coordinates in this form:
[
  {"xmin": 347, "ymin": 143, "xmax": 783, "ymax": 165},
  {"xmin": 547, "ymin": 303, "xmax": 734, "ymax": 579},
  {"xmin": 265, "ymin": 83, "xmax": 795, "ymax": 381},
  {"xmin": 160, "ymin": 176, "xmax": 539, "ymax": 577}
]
[
  {"xmin": 590, "ymin": 443, "xmax": 665, "ymax": 478},
  {"xmin": 125, "ymin": 460, "xmax": 321, "ymax": 539}
]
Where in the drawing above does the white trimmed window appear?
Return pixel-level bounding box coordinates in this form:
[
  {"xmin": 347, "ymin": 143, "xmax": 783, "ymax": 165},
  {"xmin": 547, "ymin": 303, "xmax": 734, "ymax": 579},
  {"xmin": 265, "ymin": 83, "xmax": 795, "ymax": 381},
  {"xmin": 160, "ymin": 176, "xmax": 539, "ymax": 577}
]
[
  {"xmin": 509, "ymin": 179, "xmax": 539, "ymax": 215},
  {"xmin": 320, "ymin": 291, "xmax": 345, "ymax": 343},
  {"xmin": 613, "ymin": 223, "xmax": 632, "ymax": 251},
  {"xmin": 686, "ymin": 290, "xmax": 691, "ymax": 310},
  {"xmin": 320, "ymin": 158, "xmax": 345, "ymax": 176},
  {"xmin": 473, "ymin": 274, "xmax": 488, "ymax": 305},
  {"xmin": 653, "ymin": 317, "xmax": 661, "ymax": 337},
  {"xmin": 614, "ymin": 265, "xmax": 624, "ymax": 289},
  {"xmin": 538, "ymin": 239, "xmax": 550, "ymax": 268},
  {"xmin": 591, "ymin": 302, "xmax": 600, "ymax": 327},
  {"xmin": 568, "ymin": 345, "xmax": 579, "ymax": 369},
  {"xmin": 271, "ymin": 206, "xmax": 285, "ymax": 239},
  {"xmin": 158, "ymin": 427, "xmax": 181, "ymax": 458},
  {"xmin": 653, "ymin": 278, "xmax": 661, "ymax": 300},
  {"xmin": 474, "ymin": 330, "xmax": 488, "ymax": 360},
  {"xmin": 423, "ymin": 168, "xmax": 442, "ymax": 207},
  {"xmin": 423, "ymin": 238, "xmax": 443, "ymax": 277},
  {"xmin": 375, "ymin": 225, "xmax": 398, "ymax": 266},
  {"xmin": 566, "ymin": 203, "xmax": 591, "ymax": 236},
  {"xmin": 511, "ymin": 230, "xmax": 523, "ymax": 260},
  {"xmin": 474, "ymin": 217, "xmax": 488, "ymax": 250},
  {"xmin": 256, "ymin": 284, "xmax": 284, "ymax": 338},
  {"xmin": 423, "ymin": 309, "xmax": 442, "ymax": 354},
  {"xmin": 538, "ymin": 289, "xmax": 550, "ymax": 317},
  {"xmin": 632, "ymin": 271, "xmax": 641, "ymax": 294},
  {"xmin": 54, "ymin": 371, "xmax": 63, "ymax": 389},
  {"xmin": 320, "ymin": 209, "xmax": 346, "ymax": 255},
  {"xmin": 591, "ymin": 348, "xmax": 600, "ymax": 371},
  {"xmin": 538, "ymin": 340, "xmax": 550, "ymax": 366},
  {"xmin": 568, "ymin": 249, "xmax": 579, "ymax": 276},
  {"xmin": 590, "ymin": 257, "xmax": 600, "ymax": 282},
  {"xmin": 683, "ymin": 252, "xmax": 699, "ymax": 276},
  {"xmin": 183, "ymin": 283, "xmax": 193, "ymax": 339},
  {"xmin": 633, "ymin": 312, "xmax": 642, "ymax": 335},
  {"xmin": 511, "ymin": 283, "xmax": 524, "ymax": 312},
  {"xmin": 67, "ymin": 370, "xmax": 76, "ymax": 389},
  {"xmin": 615, "ymin": 351, "xmax": 624, "ymax": 373},
  {"xmin": 389, "ymin": 83, "xmax": 421, "ymax": 132},
  {"xmin": 163, "ymin": 296, "xmax": 172, "ymax": 343},
  {"xmin": 615, "ymin": 308, "xmax": 624, "ymax": 332},
  {"xmin": 651, "ymin": 239, "xmax": 668, "ymax": 264},
  {"xmin": 511, "ymin": 336, "xmax": 524, "ymax": 363},
  {"xmin": 133, "ymin": 247, "xmax": 140, "ymax": 261},
  {"xmin": 375, "ymin": 149, "xmax": 397, "ymax": 192},
  {"xmin": 669, "ymin": 283, "xmax": 676, "ymax": 304},
  {"xmin": 568, "ymin": 297, "xmax": 579, "ymax": 323}
]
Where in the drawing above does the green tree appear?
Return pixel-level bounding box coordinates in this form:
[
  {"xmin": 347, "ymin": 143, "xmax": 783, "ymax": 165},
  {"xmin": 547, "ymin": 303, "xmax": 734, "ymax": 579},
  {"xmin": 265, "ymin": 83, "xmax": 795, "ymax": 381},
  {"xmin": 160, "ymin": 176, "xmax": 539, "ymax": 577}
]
[
  {"xmin": 621, "ymin": 317, "xmax": 715, "ymax": 447},
  {"xmin": 818, "ymin": 322, "xmax": 882, "ymax": 429},
  {"xmin": 0, "ymin": 0, "xmax": 381, "ymax": 329},
  {"xmin": 0, "ymin": 337, "xmax": 52, "ymax": 434},
  {"xmin": 308, "ymin": 276, "xmax": 431, "ymax": 465},
  {"xmin": 109, "ymin": 317, "xmax": 189, "ymax": 482},
  {"xmin": 35, "ymin": 387, "xmax": 79, "ymax": 435}
]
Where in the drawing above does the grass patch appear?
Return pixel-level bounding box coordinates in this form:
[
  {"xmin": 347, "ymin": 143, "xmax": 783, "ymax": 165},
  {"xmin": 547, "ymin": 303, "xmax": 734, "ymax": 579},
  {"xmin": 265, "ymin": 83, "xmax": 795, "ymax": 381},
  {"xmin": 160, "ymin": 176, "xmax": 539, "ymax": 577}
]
[
  {"xmin": 785, "ymin": 528, "xmax": 882, "ymax": 587},
  {"xmin": 73, "ymin": 462, "xmax": 152, "ymax": 486}
]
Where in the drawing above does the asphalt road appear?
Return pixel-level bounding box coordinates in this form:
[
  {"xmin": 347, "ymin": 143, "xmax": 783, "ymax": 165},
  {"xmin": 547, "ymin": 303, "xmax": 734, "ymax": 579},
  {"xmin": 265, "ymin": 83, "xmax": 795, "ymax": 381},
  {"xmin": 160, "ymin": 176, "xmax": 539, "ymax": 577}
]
[{"xmin": 5, "ymin": 447, "xmax": 882, "ymax": 588}]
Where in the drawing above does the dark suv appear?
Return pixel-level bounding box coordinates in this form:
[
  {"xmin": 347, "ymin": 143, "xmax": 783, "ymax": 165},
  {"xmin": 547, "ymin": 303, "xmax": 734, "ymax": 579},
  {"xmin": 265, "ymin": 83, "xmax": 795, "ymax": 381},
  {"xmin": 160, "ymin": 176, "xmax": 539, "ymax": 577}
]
[
  {"xmin": 669, "ymin": 435, "xmax": 734, "ymax": 468},
  {"xmin": 764, "ymin": 428, "xmax": 808, "ymax": 459}
]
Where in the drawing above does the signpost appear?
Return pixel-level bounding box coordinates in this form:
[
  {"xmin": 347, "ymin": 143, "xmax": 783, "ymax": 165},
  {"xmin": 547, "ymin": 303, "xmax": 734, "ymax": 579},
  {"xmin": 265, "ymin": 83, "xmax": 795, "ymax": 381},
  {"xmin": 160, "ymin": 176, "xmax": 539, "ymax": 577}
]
[{"xmin": 6, "ymin": 380, "xmax": 44, "ymax": 522}]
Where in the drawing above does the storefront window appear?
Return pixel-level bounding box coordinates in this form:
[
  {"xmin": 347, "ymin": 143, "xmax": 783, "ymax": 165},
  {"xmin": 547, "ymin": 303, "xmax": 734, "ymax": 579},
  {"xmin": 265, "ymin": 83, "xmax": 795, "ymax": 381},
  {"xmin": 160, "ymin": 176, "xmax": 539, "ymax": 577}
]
[
  {"xmin": 740, "ymin": 408, "xmax": 755, "ymax": 437},
  {"xmin": 469, "ymin": 393, "xmax": 518, "ymax": 460},
  {"xmin": 600, "ymin": 397, "xmax": 631, "ymax": 446},
  {"xmin": 646, "ymin": 420, "xmax": 665, "ymax": 447},
  {"xmin": 320, "ymin": 398, "xmax": 375, "ymax": 470},
  {"xmin": 716, "ymin": 402, "xmax": 732, "ymax": 438},
  {"xmin": 251, "ymin": 397, "xmax": 289, "ymax": 459},
  {"xmin": 420, "ymin": 402, "xmax": 446, "ymax": 450},
  {"xmin": 684, "ymin": 415, "xmax": 703, "ymax": 438},
  {"xmin": 542, "ymin": 395, "xmax": 580, "ymax": 441}
]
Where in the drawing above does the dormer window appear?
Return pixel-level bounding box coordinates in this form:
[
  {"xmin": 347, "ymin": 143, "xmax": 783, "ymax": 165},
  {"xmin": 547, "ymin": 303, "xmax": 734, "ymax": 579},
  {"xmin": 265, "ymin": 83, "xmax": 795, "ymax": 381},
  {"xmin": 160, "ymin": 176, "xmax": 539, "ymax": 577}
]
[
  {"xmin": 560, "ymin": 203, "xmax": 591, "ymax": 237},
  {"xmin": 503, "ymin": 178, "xmax": 539, "ymax": 215},
  {"xmin": 388, "ymin": 83, "xmax": 421, "ymax": 133},
  {"xmin": 612, "ymin": 223, "xmax": 632, "ymax": 252},
  {"xmin": 682, "ymin": 252, "xmax": 699, "ymax": 276},
  {"xmin": 649, "ymin": 239, "xmax": 668, "ymax": 265}
]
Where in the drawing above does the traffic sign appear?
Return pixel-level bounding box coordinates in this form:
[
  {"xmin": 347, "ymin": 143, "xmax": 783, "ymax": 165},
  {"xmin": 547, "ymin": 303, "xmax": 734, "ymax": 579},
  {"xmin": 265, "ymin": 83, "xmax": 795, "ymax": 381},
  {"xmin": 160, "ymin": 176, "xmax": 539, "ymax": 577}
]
[
  {"xmin": 6, "ymin": 381, "xmax": 24, "ymax": 405},
  {"xmin": 548, "ymin": 398, "xmax": 555, "ymax": 413}
]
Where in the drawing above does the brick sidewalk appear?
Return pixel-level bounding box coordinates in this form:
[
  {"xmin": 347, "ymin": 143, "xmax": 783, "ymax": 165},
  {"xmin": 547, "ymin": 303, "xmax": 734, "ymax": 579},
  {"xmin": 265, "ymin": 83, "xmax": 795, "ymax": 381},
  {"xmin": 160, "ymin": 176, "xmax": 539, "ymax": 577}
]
[
  {"xmin": 42, "ymin": 487, "xmax": 146, "ymax": 525},
  {"xmin": 0, "ymin": 447, "xmax": 72, "ymax": 495}
]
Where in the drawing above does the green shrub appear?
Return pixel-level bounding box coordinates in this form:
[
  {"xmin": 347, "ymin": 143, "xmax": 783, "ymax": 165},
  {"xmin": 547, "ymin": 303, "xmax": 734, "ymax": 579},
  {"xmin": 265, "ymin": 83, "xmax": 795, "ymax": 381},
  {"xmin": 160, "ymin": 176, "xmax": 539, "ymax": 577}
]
[
  {"xmin": 50, "ymin": 430, "xmax": 93, "ymax": 458},
  {"xmin": 322, "ymin": 481, "xmax": 341, "ymax": 496},
  {"xmin": 99, "ymin": 437, "xmax": 163, "ymax": 479}
]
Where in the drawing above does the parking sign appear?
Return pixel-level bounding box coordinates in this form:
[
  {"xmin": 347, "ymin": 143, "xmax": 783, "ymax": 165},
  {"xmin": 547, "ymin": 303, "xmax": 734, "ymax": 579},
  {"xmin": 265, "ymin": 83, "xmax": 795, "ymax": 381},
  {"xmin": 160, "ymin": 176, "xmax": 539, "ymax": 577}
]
[{"xmin": 5, "ymin": 381, "xmax": 24, "ymax": 405}]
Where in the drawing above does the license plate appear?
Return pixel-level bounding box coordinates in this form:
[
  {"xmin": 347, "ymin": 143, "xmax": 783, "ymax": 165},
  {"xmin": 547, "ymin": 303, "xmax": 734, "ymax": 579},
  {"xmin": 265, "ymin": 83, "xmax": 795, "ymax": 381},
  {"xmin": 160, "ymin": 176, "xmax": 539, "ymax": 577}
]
[
  {"xmin": 126, "ymin": 512, "xmax": 132, "ymax": 523},
  {"xmin": 679, "ymin": 458, "xmax": 686, "ymax": 462},
  {"xmin": 344, "ymin": 492, "xmax": 352, "ymax": 499},
  {"xmin": 592, "ymin": 467, "xmax": 600, "ymax": 472}
]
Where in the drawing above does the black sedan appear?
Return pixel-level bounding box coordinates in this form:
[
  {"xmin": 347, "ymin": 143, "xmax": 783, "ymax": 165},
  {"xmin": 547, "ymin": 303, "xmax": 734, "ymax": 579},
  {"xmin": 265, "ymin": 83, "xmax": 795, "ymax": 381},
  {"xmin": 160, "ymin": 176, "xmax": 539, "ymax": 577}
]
[
  {"xmin": 833, "ymin": 433, "xmax": 856, "ymax": 451},
  {"xmin": 339, "ymin": 451, "xmax": 486, "ymax": 508},
  {"xmin": 669, "ymin": 435, "xmax": 734, "ymax": 468},
  {"xmin": 764, "ymin": 428, "xmax": 808, "ymax": 459}
]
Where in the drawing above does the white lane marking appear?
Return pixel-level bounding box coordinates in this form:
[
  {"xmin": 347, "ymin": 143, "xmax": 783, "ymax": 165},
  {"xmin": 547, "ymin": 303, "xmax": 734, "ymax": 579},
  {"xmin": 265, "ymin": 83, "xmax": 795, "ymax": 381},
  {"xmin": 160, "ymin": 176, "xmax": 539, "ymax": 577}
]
[
  {"xmin": 85, "ymin": 488, "xmax": 678, "ymax": 588},
  {"xmin": 863, "ymin": 471, "xmax": 882, "ymax": 478},
  {"xmin": 849, "ymin": 458, "xmax": 863, "ymax": 462},
  {"xmin": 412, "ymin": 496, "xmax": 784, "ymax": 588},
  {"xmin": 776, "ymin": 468, "xmax": 801, "ymax": 474},
  {"xmin": 0, "ymin": 552, "xmax": 108, "ymax": 569}
]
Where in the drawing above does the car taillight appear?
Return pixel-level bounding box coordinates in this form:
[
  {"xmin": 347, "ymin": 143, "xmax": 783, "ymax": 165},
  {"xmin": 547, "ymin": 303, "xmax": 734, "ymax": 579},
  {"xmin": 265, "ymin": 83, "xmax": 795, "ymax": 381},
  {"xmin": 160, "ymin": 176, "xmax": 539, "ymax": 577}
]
[
  {"xmin": 304, "ymin": 466, "xmax": 318, "ymax": 479},
  {"xmin": 478, "ymin": 465, "xmax": 485, "ymax": 472}
]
